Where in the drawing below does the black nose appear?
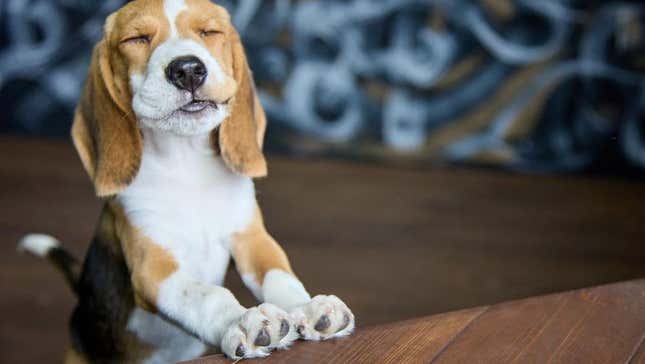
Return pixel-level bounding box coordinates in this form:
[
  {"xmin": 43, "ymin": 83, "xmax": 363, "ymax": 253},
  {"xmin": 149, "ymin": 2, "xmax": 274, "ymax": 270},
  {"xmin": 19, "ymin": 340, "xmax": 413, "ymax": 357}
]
[{"xmin": 165, "ymin": 56, "xmax": 207, "ymax": 91}]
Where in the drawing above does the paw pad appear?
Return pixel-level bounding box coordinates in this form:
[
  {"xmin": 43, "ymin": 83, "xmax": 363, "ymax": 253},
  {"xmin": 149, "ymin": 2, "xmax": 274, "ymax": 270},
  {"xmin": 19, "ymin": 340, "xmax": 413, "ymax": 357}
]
[
  {"xmin": 221, "ymin": 303, "xmax": 297, "ymax": 359},
  {"xmin": 280, "ymin": 319, "xmax": 290, "ymax": 338},
  {"xmin": 314, "ymin": 314, "xmax": 331, "ymax": 332},
  {"xmin": 289, "ymin": 294, "xmax": 355, "ymax": 341},
  {"xmin": 254, "ymin": 327, "xmax": 271, "ymax": 347},
  {"xmin": 235, "ymin": 344, "xmax": 245, "ymax": 358}
]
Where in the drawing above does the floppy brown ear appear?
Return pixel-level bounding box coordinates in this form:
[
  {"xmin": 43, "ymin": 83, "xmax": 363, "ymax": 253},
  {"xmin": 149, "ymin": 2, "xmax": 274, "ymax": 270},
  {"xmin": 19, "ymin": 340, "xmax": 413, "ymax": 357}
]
[
  {"xmin": 71, "ymin": 16, "xmax": 142, "ymax": 197},
  {"xmin": 217, "ymin": 30, "xmax": 268, "ymax": 178}
]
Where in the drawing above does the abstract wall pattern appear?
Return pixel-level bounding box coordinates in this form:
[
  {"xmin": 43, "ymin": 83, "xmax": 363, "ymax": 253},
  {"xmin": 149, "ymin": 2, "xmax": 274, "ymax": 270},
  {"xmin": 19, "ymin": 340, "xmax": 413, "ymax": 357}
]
[{"xmin": 1, "ymin": 0, "xmax": 644, "ymax": 174}]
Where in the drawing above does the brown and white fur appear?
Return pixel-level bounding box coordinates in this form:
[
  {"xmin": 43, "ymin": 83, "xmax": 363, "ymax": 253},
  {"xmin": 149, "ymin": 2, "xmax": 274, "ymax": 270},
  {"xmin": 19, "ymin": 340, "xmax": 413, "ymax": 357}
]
[{"xmin": 18, "ymin": 0, "xmax": 354, "ymax": 362}]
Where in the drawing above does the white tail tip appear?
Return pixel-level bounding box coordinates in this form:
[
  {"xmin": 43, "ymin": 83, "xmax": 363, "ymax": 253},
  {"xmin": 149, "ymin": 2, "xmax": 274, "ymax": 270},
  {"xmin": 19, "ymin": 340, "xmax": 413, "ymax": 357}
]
[{"xmin": 18, "ymin": 233, "xmax": 60, "ymax": 257}]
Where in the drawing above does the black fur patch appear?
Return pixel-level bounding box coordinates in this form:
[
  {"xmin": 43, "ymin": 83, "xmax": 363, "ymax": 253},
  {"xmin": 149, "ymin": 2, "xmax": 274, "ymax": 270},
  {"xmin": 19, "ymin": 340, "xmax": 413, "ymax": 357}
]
[
  {"xmin": 48, "ymin": 247, "xmax": 80, "ymax": 293},
  {"xmin": 69, "ymin": 206, "xmax": 136, "ymax": 363}
]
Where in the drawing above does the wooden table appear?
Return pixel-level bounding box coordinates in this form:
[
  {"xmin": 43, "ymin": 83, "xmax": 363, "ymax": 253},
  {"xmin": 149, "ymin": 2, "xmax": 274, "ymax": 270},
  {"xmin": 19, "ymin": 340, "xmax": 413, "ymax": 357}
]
[
  {"xmin": 2, "ymin": 136, "xmax": 645, "ymax": 363},
  {"xmin": 184, "ymin": 280, "xmax": 645, "ymax": 364}
]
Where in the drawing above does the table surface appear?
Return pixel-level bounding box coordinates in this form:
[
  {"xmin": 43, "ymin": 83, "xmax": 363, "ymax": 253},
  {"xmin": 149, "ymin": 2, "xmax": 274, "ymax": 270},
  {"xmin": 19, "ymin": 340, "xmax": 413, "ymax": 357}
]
[
  {"xmin": 2, "ymin": 136, "xmax": 645, "ymax": 363},
  {"xmin": 185, "ymin": 280, "xmax": 645, "ymax": 364}
]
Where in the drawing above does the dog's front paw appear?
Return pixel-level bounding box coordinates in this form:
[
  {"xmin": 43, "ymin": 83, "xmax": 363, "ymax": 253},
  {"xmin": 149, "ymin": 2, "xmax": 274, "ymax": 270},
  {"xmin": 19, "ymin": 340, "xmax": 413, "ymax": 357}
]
[
  {"xmin": 290, "ymin": 295, "xmax": 355, "ymax": 341},
  {"xmin": 221, "ymin": 303, "xmax": 298, "ymax": 360}
]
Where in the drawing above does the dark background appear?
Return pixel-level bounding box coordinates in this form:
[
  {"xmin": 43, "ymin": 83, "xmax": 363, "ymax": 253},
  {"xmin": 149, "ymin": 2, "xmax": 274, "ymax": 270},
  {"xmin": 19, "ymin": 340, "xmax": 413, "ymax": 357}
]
[
  {"xmin": 1, "ymin": 2, "xmax": 645, "ymax": 362},
  {"xmin": 1, "ymin": 0, "xmax": 645, "ymax": 177}
]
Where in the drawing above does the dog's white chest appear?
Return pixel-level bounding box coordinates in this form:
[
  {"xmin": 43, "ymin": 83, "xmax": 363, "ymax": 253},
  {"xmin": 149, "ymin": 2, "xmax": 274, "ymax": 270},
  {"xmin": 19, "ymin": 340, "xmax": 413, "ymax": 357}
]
[{"xmin": 118, "ymin": 131, "xmax": 256, "ymax": 284}]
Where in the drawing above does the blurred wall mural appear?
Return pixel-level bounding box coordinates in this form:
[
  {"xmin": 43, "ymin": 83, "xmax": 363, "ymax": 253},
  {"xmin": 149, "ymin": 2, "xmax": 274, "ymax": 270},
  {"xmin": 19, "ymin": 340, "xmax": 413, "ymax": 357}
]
[{"xmin": 1, "ymin": 0, "xmax": 645, "ymax": 175}]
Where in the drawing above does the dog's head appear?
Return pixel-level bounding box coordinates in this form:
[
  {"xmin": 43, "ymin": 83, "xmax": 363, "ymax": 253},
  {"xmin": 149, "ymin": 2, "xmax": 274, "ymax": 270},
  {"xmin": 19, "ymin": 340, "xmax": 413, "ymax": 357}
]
[{"xmin": 72, "ymin": 0, "xmax": 267, "ymax": 197}]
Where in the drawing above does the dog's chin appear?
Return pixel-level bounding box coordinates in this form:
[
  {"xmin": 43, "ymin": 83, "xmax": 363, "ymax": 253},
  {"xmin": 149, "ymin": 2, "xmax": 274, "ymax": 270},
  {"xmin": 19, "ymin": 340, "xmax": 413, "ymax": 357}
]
[{"xmin": 138, "ymin": 104, "xmax": 228, "ymax": 136}]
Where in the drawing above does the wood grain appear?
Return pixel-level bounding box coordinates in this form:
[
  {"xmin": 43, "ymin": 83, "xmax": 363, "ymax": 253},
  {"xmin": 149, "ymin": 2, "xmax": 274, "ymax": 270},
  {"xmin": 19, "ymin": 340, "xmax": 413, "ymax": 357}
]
[
  {"xmin": 184, "ymin": 280, "xmax": 645, "ymax": 363},
  {"xmin": 1, "ymin": 136, "xmax": 645, "ymax": 363},
  {"xmin": 182, "ymin": 308, "xmax": 487, "ymax": 364},
  {"xmin": 629, "ymin": 339, "xmax": 645, "ymax": 364},
  {"xmin": 433, "ymin": 280, "xmax": 645, "ymax": 364}
]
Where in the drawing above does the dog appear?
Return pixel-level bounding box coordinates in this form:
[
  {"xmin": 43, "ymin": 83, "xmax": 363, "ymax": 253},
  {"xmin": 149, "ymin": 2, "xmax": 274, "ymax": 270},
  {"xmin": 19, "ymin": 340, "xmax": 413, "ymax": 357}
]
[{"xmin": 18, "ymin": 0, "xmax": 354, "ymax": 362}]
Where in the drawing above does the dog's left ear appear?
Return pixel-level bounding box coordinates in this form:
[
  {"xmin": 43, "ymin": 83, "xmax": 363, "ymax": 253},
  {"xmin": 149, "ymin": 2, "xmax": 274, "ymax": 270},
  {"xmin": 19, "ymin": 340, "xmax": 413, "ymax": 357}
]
[{"xmin": 216, "ymin": 30, "xmax": 268, "ymax": 178}]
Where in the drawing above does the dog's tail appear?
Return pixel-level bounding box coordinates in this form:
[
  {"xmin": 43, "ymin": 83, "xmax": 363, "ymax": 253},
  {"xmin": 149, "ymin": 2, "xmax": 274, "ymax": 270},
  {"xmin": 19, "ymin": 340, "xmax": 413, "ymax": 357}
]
[{"xmin": 18, "ymin": 233, "xmax": 80, "ymax": 295}]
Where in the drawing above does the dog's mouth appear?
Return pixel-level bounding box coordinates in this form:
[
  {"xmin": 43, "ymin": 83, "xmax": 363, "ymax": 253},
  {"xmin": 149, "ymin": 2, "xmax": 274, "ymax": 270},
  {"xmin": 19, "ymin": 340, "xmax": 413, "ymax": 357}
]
[{"xmin": 179, "ymin": 99, "xmax": 218, "ymax": 113}]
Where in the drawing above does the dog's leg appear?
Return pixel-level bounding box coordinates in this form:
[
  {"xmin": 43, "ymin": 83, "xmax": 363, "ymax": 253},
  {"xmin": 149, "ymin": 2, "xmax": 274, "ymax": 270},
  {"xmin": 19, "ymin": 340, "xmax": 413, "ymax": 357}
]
[
  {"xmin": 231, "ymin": 205, "xmax": 355, "ymax": 342},
  {"xmin": 128, "ymin": 236, "xmax": 297, "ymax": 359},
  {"xmin": 126, "ymin": 235, "xmax": 240, "ymax": 341}
]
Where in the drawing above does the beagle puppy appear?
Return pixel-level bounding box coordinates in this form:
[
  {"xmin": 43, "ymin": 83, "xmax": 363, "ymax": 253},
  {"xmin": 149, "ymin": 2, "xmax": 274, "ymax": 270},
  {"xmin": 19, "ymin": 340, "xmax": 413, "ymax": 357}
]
[{"xmin": 18, "ymin": 0, "xmax": 354, "ymax": 362}]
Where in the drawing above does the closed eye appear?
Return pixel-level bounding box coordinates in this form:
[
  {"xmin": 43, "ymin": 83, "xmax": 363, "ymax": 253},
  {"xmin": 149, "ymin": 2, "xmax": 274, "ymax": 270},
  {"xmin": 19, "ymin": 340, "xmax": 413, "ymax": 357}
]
[
  {"xmin": 199, "ymin": 29, "xmax": 222, "ymax": 38},
  {"xmin": 121, "ymin": 35, "xmax": 151, "ymax": 45}
]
